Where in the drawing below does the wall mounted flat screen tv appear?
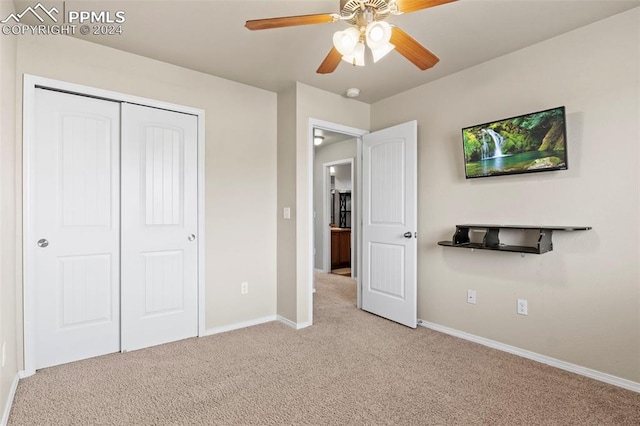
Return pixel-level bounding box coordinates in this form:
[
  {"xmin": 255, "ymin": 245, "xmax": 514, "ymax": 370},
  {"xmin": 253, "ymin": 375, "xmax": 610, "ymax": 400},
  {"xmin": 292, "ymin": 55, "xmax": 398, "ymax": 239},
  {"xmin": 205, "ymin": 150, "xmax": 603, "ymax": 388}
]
[{"xmin": 462, "ymin": 106, "xmax": 567, "ymax": 179}]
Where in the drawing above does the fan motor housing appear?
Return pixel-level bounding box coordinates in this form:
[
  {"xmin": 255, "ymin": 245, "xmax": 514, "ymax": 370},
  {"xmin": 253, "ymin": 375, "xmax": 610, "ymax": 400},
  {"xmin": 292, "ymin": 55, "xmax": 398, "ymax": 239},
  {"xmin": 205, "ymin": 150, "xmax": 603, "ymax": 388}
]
[{"xmin": 340, "ymin": 0, "xmax": 391, "ymax": 24}]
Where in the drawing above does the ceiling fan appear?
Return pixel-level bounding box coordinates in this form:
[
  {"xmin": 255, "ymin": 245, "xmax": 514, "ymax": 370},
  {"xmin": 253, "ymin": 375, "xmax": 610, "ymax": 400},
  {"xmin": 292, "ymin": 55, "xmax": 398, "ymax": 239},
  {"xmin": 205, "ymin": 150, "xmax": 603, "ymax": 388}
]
[{"xmin": 245, "ymin": 0, "xmax": 457, "ymax": 74}]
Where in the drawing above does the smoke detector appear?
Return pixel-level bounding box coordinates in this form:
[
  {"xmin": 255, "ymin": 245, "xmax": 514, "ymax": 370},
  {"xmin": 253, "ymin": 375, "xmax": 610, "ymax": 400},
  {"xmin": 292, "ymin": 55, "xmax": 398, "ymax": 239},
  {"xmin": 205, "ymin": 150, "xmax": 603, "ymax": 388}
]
[{"xmin": 346, "ymin": 88, "xmax": 360, "ymax": 98}]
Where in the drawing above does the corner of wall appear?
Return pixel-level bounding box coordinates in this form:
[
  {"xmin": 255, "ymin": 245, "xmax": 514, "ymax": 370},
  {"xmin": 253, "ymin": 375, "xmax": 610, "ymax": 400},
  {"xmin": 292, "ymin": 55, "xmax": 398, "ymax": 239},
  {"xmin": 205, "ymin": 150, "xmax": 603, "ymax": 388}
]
[
  {"xmin": 369, "ymin": 9, "xmax": 640, "ymax": 383},
  {"xmin": 276, "ymin": 85, "xmax": 298, "ymax": 323},
  {"xmin": 0, "ymin": 0, "xmax": 19, "ymax": 421},
  {"xmin": 294, "ymin": 83, "xmax": 370, "ymax": 326},
  {"xmin": 1, "ymin": 373, "xmax": 19, "ymax": 426}
]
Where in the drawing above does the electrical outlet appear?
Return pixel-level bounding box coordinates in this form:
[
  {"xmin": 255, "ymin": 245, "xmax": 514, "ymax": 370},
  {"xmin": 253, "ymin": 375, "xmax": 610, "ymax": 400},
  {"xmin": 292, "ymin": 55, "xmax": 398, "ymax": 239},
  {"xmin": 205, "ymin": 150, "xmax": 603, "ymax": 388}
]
[
  {"xmin": 517, "ymin": 299, "xmax": 528, "ymax": 315},
  {"xmin": 241, "ymin": 282, "xmax": 249, "ymax": 295},
  {"xmin": 467, "ymin": 290, "xmax": 476, "ymax": 304}
]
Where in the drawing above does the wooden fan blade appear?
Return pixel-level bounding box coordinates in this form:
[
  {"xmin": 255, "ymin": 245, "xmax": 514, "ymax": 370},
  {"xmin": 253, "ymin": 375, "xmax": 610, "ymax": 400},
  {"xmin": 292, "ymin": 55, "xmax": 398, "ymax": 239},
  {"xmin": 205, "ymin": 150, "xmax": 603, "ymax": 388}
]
[
  {"xmin": 396, "ymin": 0, "xmax": 457, "ymax": 14},
  {"xmin": 317, "ymin": 48, "xmax": 342, "ymax": 74},
  {"xmin": 245, "ymin": 13, "xmax": 336, "ymax": 30},
  {"xmin": 390, "ymin": 27, "xmax": 439, "ymax": 70}
]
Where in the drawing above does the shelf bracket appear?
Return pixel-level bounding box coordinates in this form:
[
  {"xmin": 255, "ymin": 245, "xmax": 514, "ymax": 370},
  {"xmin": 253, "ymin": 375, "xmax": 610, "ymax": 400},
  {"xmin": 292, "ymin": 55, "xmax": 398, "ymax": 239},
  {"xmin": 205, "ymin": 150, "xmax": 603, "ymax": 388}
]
[
  {"xmin": 453, "ymin": 227, "xmax": 469, "ymax": 245},
  {"xmin": 537, "ymin": 230, "xmax": 553, "ymax": 254},
  {"xmin": 484, "ymin": 228, "xmax": 500, "ymax": 248}
]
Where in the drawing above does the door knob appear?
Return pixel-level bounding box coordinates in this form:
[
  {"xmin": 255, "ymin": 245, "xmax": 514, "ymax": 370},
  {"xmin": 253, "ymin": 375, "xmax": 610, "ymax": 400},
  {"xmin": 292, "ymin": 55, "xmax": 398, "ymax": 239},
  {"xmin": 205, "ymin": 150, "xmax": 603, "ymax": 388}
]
[
  {"xmin": 403, "ymin": 232, "xmax": 412, "ymax": 239},
  {"xmin": 37, "ymin": 238, "xmax": 49, "ymax": 248},
  {"xmin": 188, "ymin": 234, "xmax": 196, "ymax": 241}
]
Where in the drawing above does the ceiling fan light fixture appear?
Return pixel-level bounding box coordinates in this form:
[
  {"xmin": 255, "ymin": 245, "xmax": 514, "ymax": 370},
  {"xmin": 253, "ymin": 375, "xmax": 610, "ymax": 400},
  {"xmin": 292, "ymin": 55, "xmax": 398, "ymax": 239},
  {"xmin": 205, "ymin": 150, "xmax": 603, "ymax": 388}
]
[
  {"xmin": 246, "ymin": 0, "xmax": 451, "ymax": 74},
  {"xmin": 333, "ymin": 27, "xmax": 361, "ymax": 56},
  {"xmin": 341, "ymin": 42, "xmax": 365, "ymax": 66}
]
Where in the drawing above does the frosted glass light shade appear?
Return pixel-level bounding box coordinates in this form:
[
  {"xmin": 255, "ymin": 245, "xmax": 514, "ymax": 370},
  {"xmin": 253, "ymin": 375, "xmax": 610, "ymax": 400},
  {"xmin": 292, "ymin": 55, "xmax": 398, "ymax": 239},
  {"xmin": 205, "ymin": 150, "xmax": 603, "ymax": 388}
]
[
  {"xmin": 333, "ymin": 27, "xmax": 361, "ymax": 56},
  {"xmin": 371, "ymin": 42, "xmax": 395, "ymax": 62},
  {"xmin": 365, "ymin": 21, "xmax": 392, "ymax": 49},
  {"xmin": 341, "ymin": 42, "xmax": 365, "ymax": 66}
]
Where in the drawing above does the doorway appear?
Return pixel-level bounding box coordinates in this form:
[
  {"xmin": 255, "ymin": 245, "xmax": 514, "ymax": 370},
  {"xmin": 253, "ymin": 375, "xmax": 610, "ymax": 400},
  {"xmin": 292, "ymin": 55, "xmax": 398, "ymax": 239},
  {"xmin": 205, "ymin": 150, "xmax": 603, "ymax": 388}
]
[
  {"xmin": 307, "ymin": 119, "xmax": 418, "ymax": 329},
  {"xmin": 323, "ymin": 160, "xmax": 353, "ymax": 277},
  {"xmin": 308, "ymin": 120, "xmax": 367, "ymax": 316},
  {"xmin": 312, "ymin": 128, "xmax": 357, "ymax": 279}
]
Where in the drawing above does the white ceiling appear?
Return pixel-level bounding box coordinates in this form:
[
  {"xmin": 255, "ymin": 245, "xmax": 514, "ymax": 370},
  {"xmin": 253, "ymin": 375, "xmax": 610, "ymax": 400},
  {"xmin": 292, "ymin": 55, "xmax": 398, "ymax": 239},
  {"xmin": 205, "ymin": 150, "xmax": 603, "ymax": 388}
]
[{"xmin": 18, "ymin": 0, "xmax": 640, "ymax": 103}]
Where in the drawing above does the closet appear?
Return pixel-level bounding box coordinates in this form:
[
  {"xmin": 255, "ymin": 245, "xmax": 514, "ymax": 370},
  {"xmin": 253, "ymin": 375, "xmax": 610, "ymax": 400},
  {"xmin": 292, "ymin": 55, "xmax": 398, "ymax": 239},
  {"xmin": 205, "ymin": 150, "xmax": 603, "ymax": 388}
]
[{"xmin": 30, "ymin": 88, "xmax": 199, "ymax": 369}]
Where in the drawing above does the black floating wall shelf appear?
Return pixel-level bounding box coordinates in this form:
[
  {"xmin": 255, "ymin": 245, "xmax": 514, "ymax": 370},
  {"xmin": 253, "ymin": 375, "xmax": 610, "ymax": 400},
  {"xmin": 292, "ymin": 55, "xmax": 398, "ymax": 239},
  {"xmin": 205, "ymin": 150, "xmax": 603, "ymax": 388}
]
[{"xmin": 437, "ymin": 224, "xmax": 592, "ymax": 255}]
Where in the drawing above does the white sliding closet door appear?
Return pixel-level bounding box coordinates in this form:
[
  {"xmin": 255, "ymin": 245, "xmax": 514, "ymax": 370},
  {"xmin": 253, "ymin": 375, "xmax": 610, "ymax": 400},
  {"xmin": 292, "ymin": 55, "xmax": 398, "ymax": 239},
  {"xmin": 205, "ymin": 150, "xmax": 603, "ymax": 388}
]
[
  {"xmin": 32, "ymin": 89, "xmax": 121, "ymax": 369},
  {"xmin": 120, "ymin": 103, "xmax": 199, "ymax": 351}
]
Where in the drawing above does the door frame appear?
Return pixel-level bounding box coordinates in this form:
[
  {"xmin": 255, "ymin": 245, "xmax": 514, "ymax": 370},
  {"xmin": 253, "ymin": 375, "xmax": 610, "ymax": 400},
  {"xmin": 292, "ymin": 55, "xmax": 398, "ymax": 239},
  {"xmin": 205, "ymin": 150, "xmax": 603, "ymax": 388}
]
[
  {"xmin": 307, "ymin": 119, "xmax": 367, "ymax": 319},
  {"xmin": 22, "ymin": 74, "xmax": 206, "ymax": 376},
  {"xmin": 322, "ymin": 158, "xmax": 354, "ymax": 276}
]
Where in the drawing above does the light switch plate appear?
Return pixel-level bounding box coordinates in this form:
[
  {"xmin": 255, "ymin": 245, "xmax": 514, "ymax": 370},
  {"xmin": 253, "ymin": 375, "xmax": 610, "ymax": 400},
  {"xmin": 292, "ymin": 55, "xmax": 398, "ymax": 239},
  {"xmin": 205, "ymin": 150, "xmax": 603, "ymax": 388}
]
[{"xmin": 467, "ymin": 290, "xmax": 476, "ymax": 304}]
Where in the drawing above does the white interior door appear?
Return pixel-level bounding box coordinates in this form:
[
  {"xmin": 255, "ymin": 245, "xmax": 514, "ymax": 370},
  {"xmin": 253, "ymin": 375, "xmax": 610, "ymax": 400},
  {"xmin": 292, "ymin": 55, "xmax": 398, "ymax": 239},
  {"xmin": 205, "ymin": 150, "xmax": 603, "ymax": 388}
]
[
  {"xmin": 120, "ymin": 103, "xmax": 199, "ymax": 351},
  {"xmin": 361, "ymin": 121, "xmax": 417, "ymax": 328},
  {"xmin": 32, "ymin": 89, "xmax": 121, "ymax": 369}
]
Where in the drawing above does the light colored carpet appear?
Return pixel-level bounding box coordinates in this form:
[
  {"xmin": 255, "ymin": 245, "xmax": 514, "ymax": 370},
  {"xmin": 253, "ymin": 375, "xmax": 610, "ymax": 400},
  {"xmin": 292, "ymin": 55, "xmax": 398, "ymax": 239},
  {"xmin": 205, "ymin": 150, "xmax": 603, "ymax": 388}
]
[
  {"xmin": 9, "ymin": 273, "xmax": 640, "ymax": 425},
  {"xmin": 330, "ymin": 267, "xmax": 351, "ymax": 277}
]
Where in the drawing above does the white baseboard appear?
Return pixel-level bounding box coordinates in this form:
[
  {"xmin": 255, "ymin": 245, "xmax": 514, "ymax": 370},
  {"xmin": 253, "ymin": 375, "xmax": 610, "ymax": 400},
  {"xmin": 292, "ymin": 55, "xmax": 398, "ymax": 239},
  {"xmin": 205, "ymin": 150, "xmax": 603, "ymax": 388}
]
[
  {"xmin": 18, "ymin": 371, "xmax": 34, "ymax": 379},
  {"xmin": 200, "ymin": 315, "xmax": 277, "ymax": 337},
  {"xmin": 295, "ymin": 321, "xmax": 312, "ymax": 330},
  {"xmin": 418, "ymin": 319, "xmax": 640, "ymax": 394},
  {"xmin": 277, "ymin": 316, "xmax": 312, "ymax": 330},
  {"xmin": 1, "ymin": 373, "xmax": 19, "ymax": 426},
  {"xmin": 277, "ymin": 315, "xmax": 297, "ymax": 329},
  {"xmin": 199, "ymin": 315, "xmax": 311, "ymax": 337}
]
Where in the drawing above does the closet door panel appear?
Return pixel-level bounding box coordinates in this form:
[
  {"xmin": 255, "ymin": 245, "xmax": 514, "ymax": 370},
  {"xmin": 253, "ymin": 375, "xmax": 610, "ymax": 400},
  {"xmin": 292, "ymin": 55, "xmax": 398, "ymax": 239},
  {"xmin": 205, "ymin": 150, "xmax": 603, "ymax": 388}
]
[
  {"xmin": 32, "ymin": 89, "xmax": 121, "ymax": 369},
  {"xmin": 120, "ymin": 103, "xmax": 198, "ymax": 351}
]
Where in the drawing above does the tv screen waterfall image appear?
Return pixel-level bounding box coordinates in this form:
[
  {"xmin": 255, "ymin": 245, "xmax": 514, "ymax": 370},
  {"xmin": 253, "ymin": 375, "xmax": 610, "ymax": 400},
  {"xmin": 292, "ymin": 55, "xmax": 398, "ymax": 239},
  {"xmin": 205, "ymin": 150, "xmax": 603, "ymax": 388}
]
[{"xmin": 462, "ymin": 106, "xmax": 567, "ymax": 179}]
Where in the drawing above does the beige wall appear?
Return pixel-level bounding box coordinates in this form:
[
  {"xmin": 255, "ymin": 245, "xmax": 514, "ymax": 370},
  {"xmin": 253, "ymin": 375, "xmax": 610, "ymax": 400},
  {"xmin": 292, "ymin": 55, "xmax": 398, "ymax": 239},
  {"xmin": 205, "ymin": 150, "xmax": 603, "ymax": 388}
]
[
  {"xmin": 276, "ymin": 82, "xmax": 369, "ymax": 324},
  {"xmin": 276, "ymin": 85, "xmax": 297, "ymax": 322},
  {"xmin": 371, "ymin": 9, "xmax": 640, "ymax": 382},
  {"xmin": 277, "ymin": 83, "xmax": 370, "ymax": 327},
  {"xmin": 0, "ymin": 0, "xmax": 18, "ymax": 416},
  {"xmin": 294, "ymin": 83, "xmax": 369, "ymax": 325},
  {"xmin": 14, "ymin": 35, "xmax": 278, "ymax": 341}
]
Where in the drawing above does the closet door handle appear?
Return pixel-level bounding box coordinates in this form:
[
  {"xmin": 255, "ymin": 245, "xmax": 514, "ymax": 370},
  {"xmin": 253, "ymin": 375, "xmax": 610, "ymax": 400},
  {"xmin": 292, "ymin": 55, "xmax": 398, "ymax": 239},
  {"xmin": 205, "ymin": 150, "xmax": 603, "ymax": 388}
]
[
  {"xmin": 188, "ymin": 234, "xmax": 196, "ymax": 242},
  {"xmin": 37, "ymin": 238, "xmax": 49, "ymax": 248},
  {"xmin": 403, "ymin": 232, "xmax": 412, "ymax": 239}
]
